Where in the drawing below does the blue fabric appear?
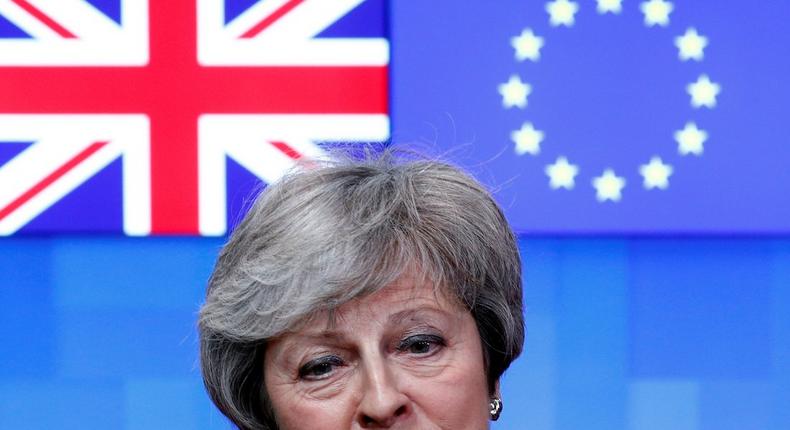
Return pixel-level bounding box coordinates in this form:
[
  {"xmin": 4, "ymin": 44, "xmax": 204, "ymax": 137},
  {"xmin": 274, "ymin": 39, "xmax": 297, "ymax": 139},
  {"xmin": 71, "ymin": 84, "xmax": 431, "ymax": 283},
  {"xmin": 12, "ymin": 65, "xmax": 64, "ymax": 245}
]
[{"xmin": 1, "ymin": 237, "xmax": 788, "ymax": 429}]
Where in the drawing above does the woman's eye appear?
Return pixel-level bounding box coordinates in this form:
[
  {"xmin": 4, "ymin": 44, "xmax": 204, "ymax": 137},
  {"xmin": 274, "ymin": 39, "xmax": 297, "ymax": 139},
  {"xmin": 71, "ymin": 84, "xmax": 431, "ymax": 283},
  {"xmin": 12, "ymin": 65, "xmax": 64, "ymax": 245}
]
[
  {"xmin": 398, "ymin": 334, "xmax": 445, "ymax": 355},
  {"xmin": 298, "ymin": 356, "xmax": 343, "ymax": 380},
  {"xmin": 409, "ymin": 340, "xmax": 433, "ymax": 354}
]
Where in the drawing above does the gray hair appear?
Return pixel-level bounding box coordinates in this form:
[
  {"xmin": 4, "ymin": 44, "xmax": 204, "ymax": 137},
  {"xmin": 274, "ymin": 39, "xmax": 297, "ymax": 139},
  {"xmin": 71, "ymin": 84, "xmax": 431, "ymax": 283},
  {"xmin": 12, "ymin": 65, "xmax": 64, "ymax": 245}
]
[{"xmin": 198, "ymin": 149, "xmax": 524, "ymax": 430}]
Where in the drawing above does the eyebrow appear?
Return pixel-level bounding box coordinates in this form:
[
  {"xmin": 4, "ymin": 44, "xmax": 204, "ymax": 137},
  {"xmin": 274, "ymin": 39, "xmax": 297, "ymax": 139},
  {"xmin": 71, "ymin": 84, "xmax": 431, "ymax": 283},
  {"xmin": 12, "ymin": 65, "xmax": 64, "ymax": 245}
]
[
  {"xmin": 273, "ymin": 306, "xmax": 455, "ymax": 365},
  {"xmin": 290, "ymin": 306, "xmax": 451, "ymax": 341},
  {"xmin": 386, "ymin": 306, "xmax": 450, "ymax": 327},
  {"xmin": 282, "ymin": 329, "xmax": 348, "ymax": 346},
  {"xmin": 273, "ymin": 331, "xmax": 348, "ymax": 366}
]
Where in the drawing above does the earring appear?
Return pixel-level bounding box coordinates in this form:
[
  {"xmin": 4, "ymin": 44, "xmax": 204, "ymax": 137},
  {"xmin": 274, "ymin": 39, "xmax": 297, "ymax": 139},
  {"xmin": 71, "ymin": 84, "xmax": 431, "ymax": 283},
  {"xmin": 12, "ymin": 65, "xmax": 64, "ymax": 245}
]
[{"xmin": 489, "ymin": 397, "xmax": 503, "ymax": 421}]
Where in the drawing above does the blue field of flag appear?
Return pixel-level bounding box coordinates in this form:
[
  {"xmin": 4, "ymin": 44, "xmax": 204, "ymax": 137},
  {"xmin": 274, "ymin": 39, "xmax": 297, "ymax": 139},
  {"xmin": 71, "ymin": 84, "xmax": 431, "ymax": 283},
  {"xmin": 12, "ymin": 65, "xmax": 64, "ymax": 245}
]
[{"xmin": 391, "ymin": 0, "xmax": 790, "ymax": 234}]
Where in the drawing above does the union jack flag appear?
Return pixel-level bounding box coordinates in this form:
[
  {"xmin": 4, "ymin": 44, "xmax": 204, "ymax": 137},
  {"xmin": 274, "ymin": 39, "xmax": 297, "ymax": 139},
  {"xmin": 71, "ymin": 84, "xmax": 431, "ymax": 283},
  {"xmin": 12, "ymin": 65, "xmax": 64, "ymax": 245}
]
[{"xmin": 0, "ymin": 0, "xmax": 390, "ymax": 236}]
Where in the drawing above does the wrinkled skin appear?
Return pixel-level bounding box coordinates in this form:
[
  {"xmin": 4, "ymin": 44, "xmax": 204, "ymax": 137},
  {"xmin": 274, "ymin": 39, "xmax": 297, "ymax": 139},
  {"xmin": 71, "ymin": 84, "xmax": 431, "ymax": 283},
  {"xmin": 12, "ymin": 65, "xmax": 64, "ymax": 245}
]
[{"xmin": 264, "ymin": 275, "xmax": 494, "ymax": 429}]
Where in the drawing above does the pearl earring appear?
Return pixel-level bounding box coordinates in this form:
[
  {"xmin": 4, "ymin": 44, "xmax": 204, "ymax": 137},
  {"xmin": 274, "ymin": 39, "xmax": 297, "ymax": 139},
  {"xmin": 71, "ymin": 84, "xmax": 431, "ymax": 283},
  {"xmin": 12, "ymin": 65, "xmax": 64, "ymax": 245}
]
[{"xmin": 489, "ymin": 397, "xmax": 503, "ymax": 421}]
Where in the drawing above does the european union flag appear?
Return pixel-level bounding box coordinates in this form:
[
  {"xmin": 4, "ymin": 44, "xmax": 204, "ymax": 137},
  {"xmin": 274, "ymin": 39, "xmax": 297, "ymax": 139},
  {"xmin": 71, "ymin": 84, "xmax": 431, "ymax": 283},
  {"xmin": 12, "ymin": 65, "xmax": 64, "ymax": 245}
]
[{"xmin": 391, "ymin": 0, "xmax": 790, "ymax": 234}]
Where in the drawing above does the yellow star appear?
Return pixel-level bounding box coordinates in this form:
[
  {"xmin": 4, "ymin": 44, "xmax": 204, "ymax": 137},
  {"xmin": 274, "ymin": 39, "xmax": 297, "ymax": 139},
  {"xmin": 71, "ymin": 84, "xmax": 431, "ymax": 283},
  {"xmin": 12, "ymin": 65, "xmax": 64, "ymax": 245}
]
[
  {"xmin": 546, "ymin": 0, "xmax": 580, "ymax": 27},
  {"xmin": 675, "ymin": 28, "xmax": 708, "ymax": 61},
  {"xmin": 511, "ymin": 28, "xmax": 545, "ymax": 62},
  {"xmin": 639, "ymin": 156, "xmax": 673, "ymax": 189},
  {"xmin": 687, "ymin": 74, "xmax": 721, "ymax": 108},
  {"xmin": 592, "ymin": 169, "xmax": 626, "ymax": 202},
  {"xmin": 545, "ymin": 156, "xmax": 579, "ymax": 189},
  {"xmin": 498, "ymin": 75, "xmax": 532, "ymax": 109}
]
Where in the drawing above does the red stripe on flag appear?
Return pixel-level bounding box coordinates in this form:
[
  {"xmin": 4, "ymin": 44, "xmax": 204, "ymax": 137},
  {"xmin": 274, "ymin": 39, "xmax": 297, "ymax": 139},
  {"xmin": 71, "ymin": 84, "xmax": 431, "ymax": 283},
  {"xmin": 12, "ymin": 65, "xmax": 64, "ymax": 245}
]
[
  {"xmin": 270, "ymin": 141, "xmax": 303, "ymax": 160},
  {"xmin": 0, "ymin": 141, "xmax": 108, "ymax": 223},
  {"xmin": 0, "ymin": 67, "xmax": 388, "ymax": 113},
  {"xmin": 11, "ymin": 0, "xmax": 77, "ymax": 39},
  {"xmin": 240, "ymin": 0, "xmax": 305, "ymax": 38}
]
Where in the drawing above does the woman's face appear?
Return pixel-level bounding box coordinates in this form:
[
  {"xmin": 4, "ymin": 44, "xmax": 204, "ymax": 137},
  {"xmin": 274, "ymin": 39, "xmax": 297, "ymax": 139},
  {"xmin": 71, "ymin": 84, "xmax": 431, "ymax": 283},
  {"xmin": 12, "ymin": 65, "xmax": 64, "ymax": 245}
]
[{"xmin": 264, "ymin": 275, "xmax": 492, "ymax": 429}]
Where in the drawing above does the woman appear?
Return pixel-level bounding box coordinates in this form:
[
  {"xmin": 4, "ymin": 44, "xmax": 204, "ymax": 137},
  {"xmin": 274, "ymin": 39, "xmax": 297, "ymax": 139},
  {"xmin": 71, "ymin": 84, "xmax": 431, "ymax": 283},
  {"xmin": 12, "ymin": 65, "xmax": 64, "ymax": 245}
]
[{"xmin": 199, "ymin": 150, "xmax": 524, "ymax": 429}]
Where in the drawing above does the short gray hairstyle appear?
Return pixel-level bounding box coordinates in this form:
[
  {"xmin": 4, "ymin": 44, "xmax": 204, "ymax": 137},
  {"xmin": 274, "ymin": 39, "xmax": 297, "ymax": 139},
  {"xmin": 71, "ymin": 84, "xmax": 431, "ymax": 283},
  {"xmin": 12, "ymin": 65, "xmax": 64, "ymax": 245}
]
[{"xmin": 198, "ymin": 149, "xmax": 523, "ymax": 430}]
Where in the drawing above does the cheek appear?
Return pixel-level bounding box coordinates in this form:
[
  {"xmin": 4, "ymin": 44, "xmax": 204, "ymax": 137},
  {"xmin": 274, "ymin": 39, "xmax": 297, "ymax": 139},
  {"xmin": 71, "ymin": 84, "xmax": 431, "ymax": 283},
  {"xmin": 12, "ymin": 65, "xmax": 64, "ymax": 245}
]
[
  {"xmin": 267, "ymin": 385, "xmax": 358, "ymax": 430},
  {"xmin": 405, "ymin": 338, "xmax": 491, "ymax": 428},
  {"xmin": 269, "ymin": 376, "xmax": 358, "ymax": 430},
  {"xmin": 264, "ymin": 360, "xmax": 359, "ymax": 430},
  {"xmin": 412, "ymin": 374, "xmax": 489, "ymax": 427}
]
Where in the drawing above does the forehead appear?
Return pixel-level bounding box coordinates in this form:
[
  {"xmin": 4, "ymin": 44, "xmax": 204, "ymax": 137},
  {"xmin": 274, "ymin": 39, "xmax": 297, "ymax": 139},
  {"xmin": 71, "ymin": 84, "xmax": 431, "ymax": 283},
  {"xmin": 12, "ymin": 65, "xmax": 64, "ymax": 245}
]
[{"xmin": 297, "ymin": 272, "xmax": 465, "ymax": 335}]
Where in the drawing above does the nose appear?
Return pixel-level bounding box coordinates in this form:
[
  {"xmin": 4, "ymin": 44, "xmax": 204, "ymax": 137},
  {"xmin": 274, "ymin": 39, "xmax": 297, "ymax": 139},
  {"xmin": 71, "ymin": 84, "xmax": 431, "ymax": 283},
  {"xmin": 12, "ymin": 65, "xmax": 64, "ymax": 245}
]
[{"xmin": 356, "ymin": 359, "xmax": 411, "ymax": 428}]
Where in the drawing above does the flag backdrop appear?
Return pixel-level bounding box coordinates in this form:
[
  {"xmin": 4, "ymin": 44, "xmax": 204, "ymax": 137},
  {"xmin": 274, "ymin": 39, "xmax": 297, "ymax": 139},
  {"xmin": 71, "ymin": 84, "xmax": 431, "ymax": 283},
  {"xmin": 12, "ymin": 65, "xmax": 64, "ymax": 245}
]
[
  {"xmin": 0, "ymin": 0, "xmax": 389, "ymax": 236},
  {"xmin": 3, "ymin": 0, "xmax": 789, "ymax": 236},
  {"xmin": 390, "ymin": 0, "xmax": 790, "ymax": 234}
]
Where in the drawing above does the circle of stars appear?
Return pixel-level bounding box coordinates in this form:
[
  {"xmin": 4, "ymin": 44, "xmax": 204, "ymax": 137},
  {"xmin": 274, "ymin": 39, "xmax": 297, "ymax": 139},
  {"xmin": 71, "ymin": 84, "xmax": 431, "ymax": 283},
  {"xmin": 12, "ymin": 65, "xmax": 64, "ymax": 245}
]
[{"xmin": 499, "ymin": 0, "xmax": 722, "ymax": 202}]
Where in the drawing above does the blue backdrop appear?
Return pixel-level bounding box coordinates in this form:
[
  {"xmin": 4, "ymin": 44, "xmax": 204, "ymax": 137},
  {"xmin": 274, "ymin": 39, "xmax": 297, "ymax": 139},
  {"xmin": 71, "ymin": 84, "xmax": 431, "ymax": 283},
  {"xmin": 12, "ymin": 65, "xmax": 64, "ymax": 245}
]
[{"xmin": 1, "ymin": 237, "xmax": 789, "ymax": 429}]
